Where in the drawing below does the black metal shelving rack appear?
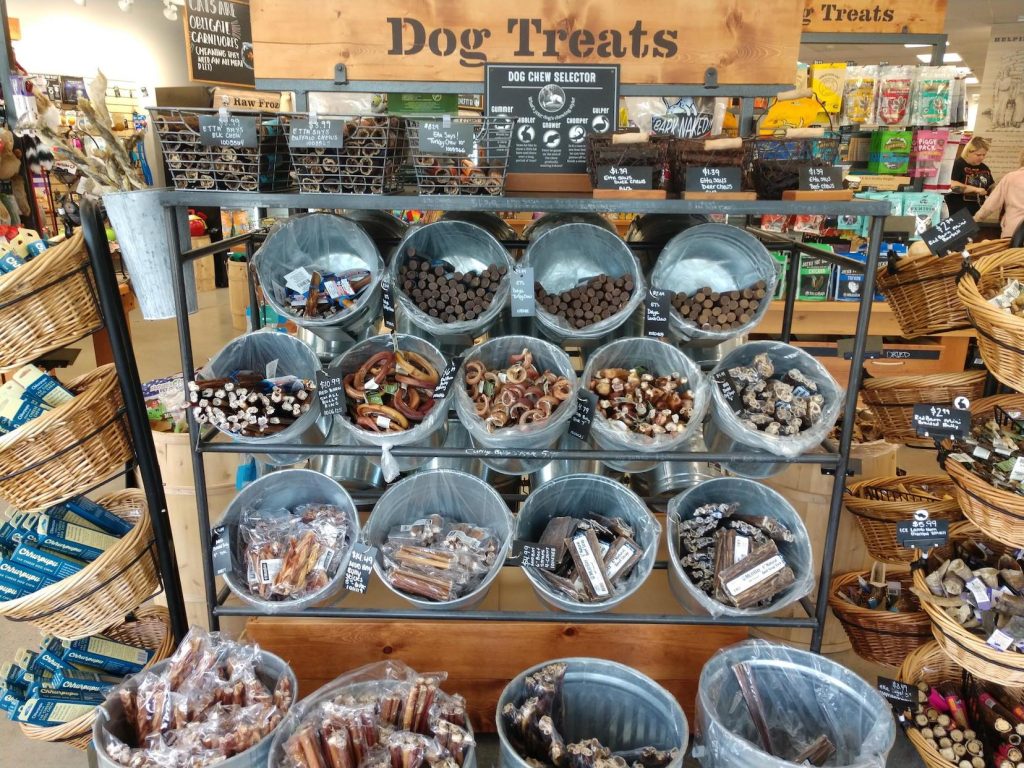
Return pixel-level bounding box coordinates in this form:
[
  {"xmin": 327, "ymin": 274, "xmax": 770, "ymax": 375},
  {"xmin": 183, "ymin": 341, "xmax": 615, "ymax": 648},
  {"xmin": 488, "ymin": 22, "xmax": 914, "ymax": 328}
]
[{"xmin": 79, "ymin": 187, "xmax": 890, "ymax": 653}]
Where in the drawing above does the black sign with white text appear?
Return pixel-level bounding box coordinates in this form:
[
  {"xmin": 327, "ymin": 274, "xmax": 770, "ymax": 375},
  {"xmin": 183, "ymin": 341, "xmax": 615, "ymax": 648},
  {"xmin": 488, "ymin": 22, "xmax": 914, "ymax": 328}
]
[
  {"xmin": 289, "ymin": 118, "xmax": 346, "ymax": 149},
  {"xmin": 597, "ymin": 165, "xmax": 654, "ymax": 191},
  {"xmin": 799, "ymin": 165, "xmax": 843, "ymax": 192},
  {"xmin": 509, "ymin": 540, "xmax": 559, "ymax": 570},
  {"xmin": 184, "ymin": 0, "xmax": 255, "ymax": 88},
  {"xmin": 198, "ymin": 114, "xmax": 257, "ymax": 148},
  {"xmin": 896, "ymin": 518, "xmax": 949, "ymax": 549},
  {"xmin": 912, "ymin": 404, "xmax": 970, "ymax": 439},
  {"xmin": 510, "ymin": 267, "xmax": 536, "ymax": 317},
  {"xmin": 433, "ymin": 357, "xmax": 463, "ymax": 401},
  {"xmin": 343, "ymin": 543, "xmax": 376, "ymax": 594},
  {"xmin": 686, "ymin": 166, "xmax": 742, "ymax": 194},
  {"xmin": 922, "ymin": 208, "xmax": 979, "ymax": 256},
  {"xmin": 316, "ymin": 369, "xmax": 347, "ymax": 417},
  {"xmin": 644, "ymin": 288, "xmax": 672, "ymax": 338},
  {"xmin": 417, "ymin": 121, "xmax": 474, "ymax": 155},
  {"xmin": 568, "ymin": 389, "xmax": 599, "ymax": 441}
]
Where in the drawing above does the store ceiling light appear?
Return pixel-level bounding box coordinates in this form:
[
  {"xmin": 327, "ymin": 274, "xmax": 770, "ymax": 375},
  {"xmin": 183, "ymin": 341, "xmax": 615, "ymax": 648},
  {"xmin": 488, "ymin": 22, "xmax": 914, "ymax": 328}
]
[
  {"xmin": 72, "ymin": 0, "xmax": 86, "ymax": 5},
  {"xmin": 966, "ymin": 76, "xmax": 979, "ymax": 85},
  {"xmin": 117, "ymin": 0, "xmax": 133, "ymax": 11},
  {"xmin": 916, "ymin": 52, "xmax": 962, "ymax": 63},
  {"xmin": 163, "ymin": 0, "xmax": 179, "ymax": 20},
  {"xmin": 903, "ymin": 44, "xmax": 929, "ymax": 48}
]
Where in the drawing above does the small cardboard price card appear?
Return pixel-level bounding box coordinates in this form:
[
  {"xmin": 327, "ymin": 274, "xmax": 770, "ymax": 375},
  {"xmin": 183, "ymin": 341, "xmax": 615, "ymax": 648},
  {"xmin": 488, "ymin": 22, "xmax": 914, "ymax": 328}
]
[
  {"xmin": 510, "ymin": 267, "xmax": 536, "ymax": 317},
  {"xmin": 644, "ymin": 288, "xmax": 672, "ymax": 338},
  {"xmin": 432, "ymin": 356, "xmax": 463, "ymax": 401},
  {"xmin": 896, "ymin": 517, "xmax": 949, "ymax": 549},
  {"xmin": 509, "ymin": 540, "xmax": 559, "ymax": 570},
  {"xmin": 568, "ymin": 389, "xmax": 599, "ymax": 441},
  {"xmin": 685, "ymin": 166, "xmax": 742, "ymax": 194},
  {"xmin": 596, "ymin": 165, "xmax": 655, "ymax": 191},
  {"xmin": 799, "ymin": 165, "xmax": 843, "ymax": 192},
  {"xmin": 381, "ymin": 275, "xmax": 396, "ymax": 330},
  {"xmin": 198, "ymin": 114, "xmax": 258, "ymax": 148},
  {"xmin": 418, "ymin": 121, "xmax": 474, "ymax": 155},
  {"xmin": 877, "ymin": 676, "xmax": 915, "ymax": 710},
  {"xmin": 316, "ymin": 368, "xmax": 347, "ymax": 417},
  {"xmin": 211, "ymin": 525, "xmax": 232, "ymax": 576},
  {"xmin": 922, "ymin": 208, "xmax": 979, "ymax": 256},
  {"xmin": 911, "ymin": 404, "xmax": 970, "ymax": 439},
  {"xmin": 343, "ymin": 542, "xmax": 377, "ymax": 594}
]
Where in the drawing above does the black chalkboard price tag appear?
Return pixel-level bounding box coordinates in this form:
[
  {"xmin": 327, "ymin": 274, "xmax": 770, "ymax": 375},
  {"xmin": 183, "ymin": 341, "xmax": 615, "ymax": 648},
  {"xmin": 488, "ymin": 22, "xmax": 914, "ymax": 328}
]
[
  {"xmin": 877, "ymin": 676, "xmax": 916, "ymax": 710},
  {"xmin": 912, "ymin": 404, "xmax": 970, "ymax": 439},
  {"xmin": 343, "ymin": 542, "xmax": 376, "ymax": 594},
  {"xmin": 433, "ymin": 356, "xmax": 463, "ymax": 401},
  {"xmin": 289, "ymin": 117, "xmax": 346, "ymax": 149},
  {"xmin": 896, "ymin": 517, "xmax": 949, "ymax": 549},
  {"xmin": 418, "ymin": 121, "xmax": 474, "ymax": 155},
  {"xmin": 644, "ymin": 288, "xmax": 673, "ymax": 338},
  {"xmin": 316, "ymin": 368, "xmax": 347, "ymax": 417},
  {"xmin": 596, "ymin": 165, "xmax": 655, "ymax": 191},
  {"xmin": 509, "ymin": 540, "xmax": 559, "ymax": 570},
  {"xmin": 211, "ymin": 525, "xmax": 233, "ymax": 576},
  {"xmin": 510, "ymin": 267, "xmax": 536, "ymax": 317},
  {"xmin": 381, "ymin": 275, "xmax": 396, "ymax": 331},
  {"xmin": 922, "ymin": 208, "xmax": 979, "ymax": 256},
  {"xmin": 836, "ymin": 336, "xmax": 884, "ymax": 360},
  {"xmin": 685, "ymin": 166, "xmax": 742, "ymax": 194},
  {"xmin": 799, "ymin": 165, "xmax": 843, "ymax": 192},
  {"xmin": 713, "ymin": 371, "xmax": 745, "ymax": 414},
  {"xmin": 568, "ymin": 389, "xmax": 599, "ymax": 441},
  {"xmin": 198, "ymin": 114, "xmax": 258, "ymax": 148}
]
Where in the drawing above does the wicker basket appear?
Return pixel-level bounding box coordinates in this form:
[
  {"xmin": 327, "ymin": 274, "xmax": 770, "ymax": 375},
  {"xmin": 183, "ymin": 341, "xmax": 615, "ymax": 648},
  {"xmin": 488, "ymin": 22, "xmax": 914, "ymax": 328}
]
[
  {"xmin": 18, "ymin": 604, "xmax": 174, "ymax": 749},
  {"xmin": 876, "ymin": 239, "xmax": 1009, "ymax": 337},
  {"xmin": 898, "ymin": 641, "xmax": 1024, "ymax": 768},
  {"xmin": 844, "ymin": 475, "xmax": 963, "ymax": 564},
  {"xmin": 0, "ymin": 489, "xmax": 158, "ymax": 639},
  {"xmin": 943, "ymin": 393, "xmax": 1024, "ymax": 548},
  {"xmin": 860, "ymin": 371, "xmax": 988, "ymax": 447},
  {"xmin": 828, "ymin": 569, "xmax": 931, "ymax": 667},
  {"xmin": 0, "ymin": 364, "xmax": 133, "ymax": 511},
  {"xmin": 958, "ymin": 246, "xmax": 1024, "ymax": 392},
  {"xmin": 0, "ymin": 231, "xmax": 102, "ymax": 372}
]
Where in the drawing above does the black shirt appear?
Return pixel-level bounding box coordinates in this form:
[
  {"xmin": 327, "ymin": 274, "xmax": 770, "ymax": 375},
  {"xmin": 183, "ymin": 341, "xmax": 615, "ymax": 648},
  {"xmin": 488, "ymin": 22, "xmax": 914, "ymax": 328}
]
[{"xmin": 947, "ymin": 156, "xmax": 994, "ymax": 216}]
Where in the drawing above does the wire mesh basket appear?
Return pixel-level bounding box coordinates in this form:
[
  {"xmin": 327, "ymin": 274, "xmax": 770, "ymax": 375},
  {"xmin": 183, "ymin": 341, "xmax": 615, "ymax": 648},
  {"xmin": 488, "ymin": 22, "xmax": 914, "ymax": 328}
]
[
  {"xmin": 283, "ymin": 114, "xmax": 407, "ymax": 194},
  {"xmin": 586, "ymin": 132, "xmax": 673, "ymax": 189},
  {"xmin": 747, "ymin": 135, "xmax": 841, "ymax": 199},
  {"xmin": 405, "ymin": 116, "xmax": 516, "ymax": 196},
  {"xmin": 150, "ymin": 107, "xmax": 291, "ymax": 192},
  {"xmin": 672, "ymin": 139, "xmax": 750, "ymax": 193}
]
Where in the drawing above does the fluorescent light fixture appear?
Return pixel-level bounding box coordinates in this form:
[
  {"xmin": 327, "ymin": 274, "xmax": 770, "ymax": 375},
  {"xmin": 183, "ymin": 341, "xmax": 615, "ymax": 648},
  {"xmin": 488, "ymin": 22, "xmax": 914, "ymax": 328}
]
[
  {"xmin": 965, "ymin": 76, "xmax": 979, "ymax": 85},
  {"xmin": 72, "ymin": 0, "xmax": 86, "ymax": 5},
  {"xmin": 917, "ymin": 52, "xmax": 962, "ymax": 63},
  {"xmin": 903, "ymin": 44, "xmax": 930, "ymax": 48}
]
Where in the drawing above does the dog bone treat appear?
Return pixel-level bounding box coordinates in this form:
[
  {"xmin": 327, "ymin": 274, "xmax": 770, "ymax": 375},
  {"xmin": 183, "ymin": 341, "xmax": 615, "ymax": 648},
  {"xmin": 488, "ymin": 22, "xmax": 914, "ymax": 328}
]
[
  {"xmin": 502, "ymin": 662, "xmax": 679, "ymax": 768},
  {"xmin": 382, "ymin": 516, "xmax": 500, "ymax": 602},
  {"xmin": 678, "ymin": 503, "xmax": 796, "ymax": 610},
  {"xmin": 717, "ymin": 352, "xmax": 825, "ymax": 437},
  {"xmin": 281, "ymin": 268, "xmax": 373, "ymax": 319},
  {"xmin": 534, "ymin": 273, "xmax": 634, "ymax": 330},
  {"xmin": 464, "ymin": 348, "xmax": 572, "ymax": 433},
  {"xmin": 345, "ymin": 350, "xmax": 440, "ymax": 434},
  {"xmin": 525, "ymin": 516, "xmax": 644, "ymax": 604},
  {"xmin": 281, "ymin": 663, "xmax": 474, "ymax": 768},
  {"xmin": 588, "ymin": 367, "xmax": 695, "ymax": 437},
  {"xmin": 240, "ymin": 502, "xmax": 351, "ymax": 602},
  {"xmin": 398, "ymin": 250, "xmax": 507, "ymax": 323},
  {"xmin": 98, "ymin": 627, "xmax": 293, "ymax": 768},
  {"xmin": 670, "ymin": 281, "xmax": 768, "ymax": 332},
  {"xmin": 188, "ymin": 371, "xmax": 316, "ymax": 437}
]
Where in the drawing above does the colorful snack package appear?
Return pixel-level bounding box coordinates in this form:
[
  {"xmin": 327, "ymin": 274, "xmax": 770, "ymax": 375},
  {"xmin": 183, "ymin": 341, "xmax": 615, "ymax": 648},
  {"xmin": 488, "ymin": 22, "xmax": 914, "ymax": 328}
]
[
  {"xmin": 875, "ymin": 65, "xmax": 915, "ymax": 126},
  {"xmin": 841, "ymin": 65, "xmax": 879, "ymax": 126}
]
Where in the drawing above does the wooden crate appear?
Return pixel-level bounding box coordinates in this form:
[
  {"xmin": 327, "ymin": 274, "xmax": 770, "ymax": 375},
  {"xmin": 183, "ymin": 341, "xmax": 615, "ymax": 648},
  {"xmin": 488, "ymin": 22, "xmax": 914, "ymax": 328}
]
[{"xmin": 791, "ymin": 336, "xmax": 971, "ymax": 382}]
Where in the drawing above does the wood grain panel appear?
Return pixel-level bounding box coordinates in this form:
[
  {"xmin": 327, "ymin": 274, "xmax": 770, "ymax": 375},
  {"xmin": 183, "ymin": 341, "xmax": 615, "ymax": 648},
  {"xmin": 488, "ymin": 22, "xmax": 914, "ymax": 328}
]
[
  {"xmin": 802, "ymin": 0, "xmax": 947, "ymax": 34},
  {"xmin": 250, "ymin": 0, "xmax": 802, "ymax": 85},
  {"xmin": 247, "ymin": 618, "xmax": 746, "ymax": 728}
]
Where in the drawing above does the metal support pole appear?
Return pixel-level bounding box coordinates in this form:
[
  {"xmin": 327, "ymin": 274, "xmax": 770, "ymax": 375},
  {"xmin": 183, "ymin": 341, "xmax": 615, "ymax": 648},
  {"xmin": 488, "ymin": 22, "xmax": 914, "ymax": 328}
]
[
  {"xmin": 81, "ymin": 198, "xmax": 189, "ymax": 641},
  {"xmin": 810, "ymin": 214, "xmax": 882, "ymax": 652},
  {"xmin": 245, "ymin": 236, "xmax": 262, "ymax": 331},
  {"xmin": 780, "ymin": 244, "xmax": 800, "ymax": 342}
]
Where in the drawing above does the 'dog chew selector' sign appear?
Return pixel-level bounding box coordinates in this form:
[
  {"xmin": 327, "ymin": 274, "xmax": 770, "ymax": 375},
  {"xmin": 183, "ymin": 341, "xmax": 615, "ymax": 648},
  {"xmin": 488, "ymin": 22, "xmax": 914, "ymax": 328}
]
[{"xmin": 251, "ymin": 0, "xmax": 804, "ymax": 85}]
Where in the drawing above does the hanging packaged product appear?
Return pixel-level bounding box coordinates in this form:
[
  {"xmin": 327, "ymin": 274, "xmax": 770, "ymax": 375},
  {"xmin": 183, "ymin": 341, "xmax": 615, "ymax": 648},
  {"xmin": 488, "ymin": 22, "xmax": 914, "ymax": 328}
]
[
  {"xmin": 875, "ymin": 66, "xmax": 916, "ymax": 127},
  {"xmin": 841, "ymin": 66, "xmax": 879, "ymax": 127},
  {"xmin": 810, "ymin": 62, "xmax": 847, "ymax": 115},
  {"xmin": 869, "ymin": 130, "xmax": 913, "ymax": 175},
  {"xmin": 624, "ymin": 96, "xmax": 726, "ymax": 138},
  {"xmin": 797, "ymin": 252, "xmax": 834, "ymax": 301},
  {"xmin": 901, "ymin": 192, "xmax": 945, "ymax": 240},
  {"xmin": 910, "ymin": 67, "xmax": 957, "ymax": 127},
  {"xmin": 909, "ymin": 129, "xmax": 950, "ymax": 179}
]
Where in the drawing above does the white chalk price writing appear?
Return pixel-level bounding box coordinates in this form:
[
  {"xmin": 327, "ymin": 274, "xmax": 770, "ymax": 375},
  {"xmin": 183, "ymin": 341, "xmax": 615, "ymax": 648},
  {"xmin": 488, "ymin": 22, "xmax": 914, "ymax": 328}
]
[
  {"xmin": 799, "ymin": 165, "xmax": 843, "ymax": 192},
  {"xmin": 510, "ymin": 267, "xmax": 536, "ymax": 317},
  {"xmin": 343, "ymin": 543, "xmax": 376, "ymax": 594},
  {"xmin": 198, "ymin": 115, "xmax": 258, "ymax": 148},
  {"xmin": 685, "ymin": 166, "xmax": 742, "ymax": 193},
  {"xmin": 596, "ymin": 165, "xmax": 654, "ymax": 191}
]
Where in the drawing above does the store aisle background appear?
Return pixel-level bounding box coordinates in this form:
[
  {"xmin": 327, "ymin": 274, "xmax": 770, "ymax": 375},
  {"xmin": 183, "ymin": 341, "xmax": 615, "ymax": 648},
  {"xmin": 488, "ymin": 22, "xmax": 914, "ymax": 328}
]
[{"xmin": 0, "ymin": 287, "xmax": 925, "ymax": 767}]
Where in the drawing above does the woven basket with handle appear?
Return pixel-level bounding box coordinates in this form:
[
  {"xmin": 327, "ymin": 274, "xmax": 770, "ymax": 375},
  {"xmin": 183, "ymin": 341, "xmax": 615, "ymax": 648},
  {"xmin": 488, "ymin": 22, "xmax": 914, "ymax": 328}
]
[
  {"xmin": 0, "ymin": 364, "xmax": 133, "ymax": 511},
  {"xmin": 18, "ymin": 604, "xmax": 174, "ymax": 749},
  {"xmin": 0, "ymin": 489, "xmax": 159, "ymax": 639},
  {"xmin": 958, "ymin": 246, "xmax": 1024, "ymax": 392},
  {"xmin": 860, "ymin": 371, "xmax": 988, "ymax": 447},
  {"xmin": 0, "ymin": 231, "xmax": 103, "ymax": 372}
]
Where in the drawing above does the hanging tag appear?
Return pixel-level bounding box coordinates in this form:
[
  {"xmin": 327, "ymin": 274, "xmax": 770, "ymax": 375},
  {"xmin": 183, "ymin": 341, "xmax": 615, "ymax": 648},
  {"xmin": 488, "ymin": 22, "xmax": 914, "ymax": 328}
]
[
  {"xmin": 510, "ymin": 267, "xmax": 536, "ymax": 317},
  {"xmin": 316, "ymin": 368, "xmax": 347, "ymax": 417},
  {"xmin": 381, "ymin": 275, "xmax": 397, "ymax": 330},
  {"xmin": 433, "ymin": 356, "xmax": 463, "ymax": 401},
  {"xmin": 508, "ymin": 540, "xmax": 559, "ymax": 570},
  {"xmin": 343, "ymin": 542, "xmax": 376, "ymax": 594},
  {"xmin": 877, "ymin": 676, "xmax": 915, "ymax": 709},
  {"xmin": 568, "ymin": 389, "xmax": 599, "ymax": 441},
  {"xmin": 644, "ymin": 288, "xmax": 673, "ymax": 338},
  {"xmin": 211, "ymin": 525, "xmax": 233, "ymax": 576}
]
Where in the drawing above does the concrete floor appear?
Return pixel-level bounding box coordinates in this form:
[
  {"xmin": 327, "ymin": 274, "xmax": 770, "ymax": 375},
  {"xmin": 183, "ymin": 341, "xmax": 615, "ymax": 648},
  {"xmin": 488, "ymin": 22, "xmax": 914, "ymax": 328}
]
[{"xmin": 0, "ymin": 287, "xmax": 925, "ymax": 767}]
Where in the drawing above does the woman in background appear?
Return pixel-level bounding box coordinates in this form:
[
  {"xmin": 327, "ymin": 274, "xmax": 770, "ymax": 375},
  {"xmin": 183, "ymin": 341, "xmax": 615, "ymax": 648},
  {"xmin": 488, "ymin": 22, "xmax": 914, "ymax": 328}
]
[
  {"xmin": 947, "ymin": 136, "xmax": 994, "ymax": 217},
  {"xmin": 976, "ymin": 150, "xmax": 1024, "ymax": 241}
]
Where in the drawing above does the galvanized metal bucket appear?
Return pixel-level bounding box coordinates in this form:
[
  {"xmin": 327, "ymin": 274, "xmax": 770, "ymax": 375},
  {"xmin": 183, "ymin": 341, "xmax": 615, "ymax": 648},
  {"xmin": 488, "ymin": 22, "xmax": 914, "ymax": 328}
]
[
  {"xmin": 331, "ymin": 333, "xmax": 451, "ymax": 473},
  {"xmin": 363, "ymin": 468, "xmax": 514, "ymax": 610},
  {"xmin": 515, "ymin": 474, "xmax": 659, "ymax": 613},
  {"xmin": 309, "ymin": 415, "xmax": 383, "ymax": 512},
  {"xmin": 218, "ymin": 468, "xmax": 360, "ymax": 613},
  {"xmin": 441, "ymin": 211, "xmax": 519, "ymax": 242},
  {"xmin": 528, "ymin": 432, "xmax": 611, "ymax": 488},
  {"xmin": 254, "ymin": 212, "xmax": 384, "ymax": 341},
  {"xmin": 422, "ymin": 421, "xmax": 522, "ymax": 494},
  {"xmin": 694, "ymin": 641, "xmax": 895, "ymax": 768},
  {"xmin": 581, "ymin": 337, "xmax": 711, "ymax": 473},
  {"xmin": 201, "ymin": 330, "xmax": 323, "ymax": 466},
  {"xmin": 523, "ymin": 212, "xmax": 617, "ymax": 240},
  {"xmin": 390, "ymin": 220, "xmax": 515, "ymax": 347},
  {"xmin": 631, "ymin": 432, "xmax": 720, "ymax": 513},
  {"xmin": 340, "ymin": 209, "xmax": 408, "ymax": 264},
  {"xmin": 666, "ymin": 476, "xmax": 814, "ymax": 618},
  {"xmin": 625, "ymin": 213, "xmax": 709, "ymax": 273},
  {"xmin": 93, "ymin": 651, "xmax": 296, "ymax": 768},
  {"xmin": 103, "ymin": 189, "xmax": 199, "ymax": 320},
  {"xmin": 497, "ymin": 658, "xmax": 688, "ymax": 768},
  {"xmin": 650, "ymin": 223, "xmax": 777, "ymax": 346}
]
